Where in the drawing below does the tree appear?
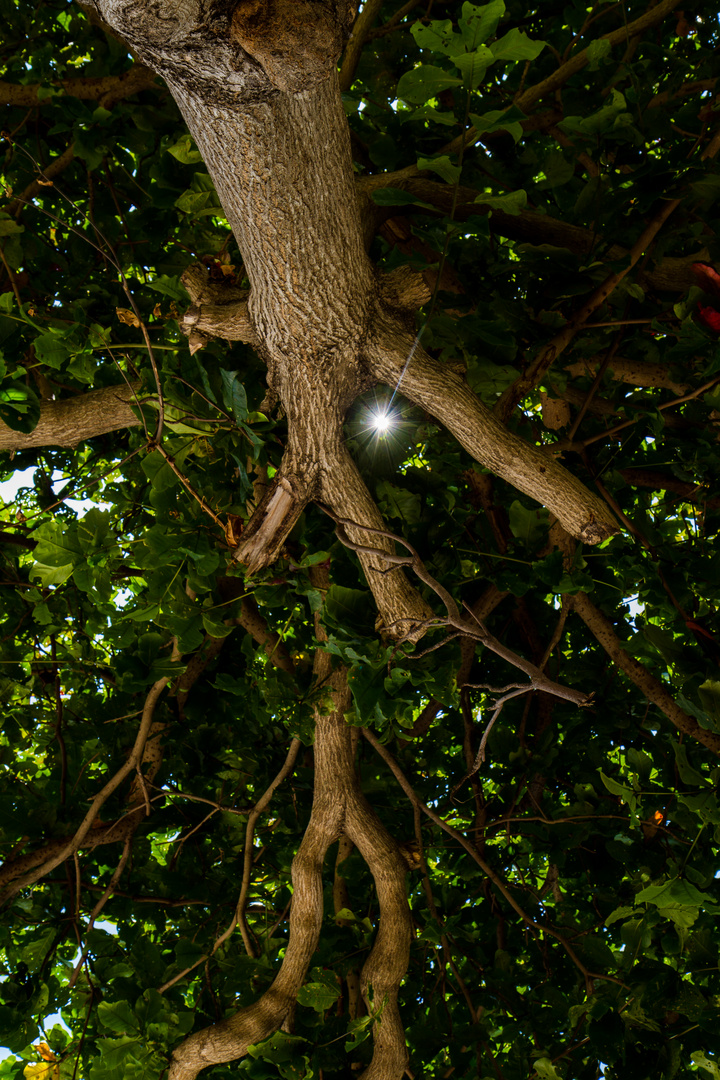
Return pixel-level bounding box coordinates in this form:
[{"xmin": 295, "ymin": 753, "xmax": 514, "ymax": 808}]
[{"xmin": 0, "ymin": 0, "xmax": 719, "ymax": 1076}]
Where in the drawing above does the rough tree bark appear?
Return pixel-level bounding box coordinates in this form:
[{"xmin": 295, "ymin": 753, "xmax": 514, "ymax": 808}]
[
  {"xmin": 21, "ymin": 0, "xmax": 639, "ymax": 1073},
  {"xmin": 74, "ymin": 0, "xmax": 617, "ymax": 641}
]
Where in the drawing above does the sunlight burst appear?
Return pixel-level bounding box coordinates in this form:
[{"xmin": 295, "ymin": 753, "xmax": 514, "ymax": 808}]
[{"xmin": 371, "ymin": 409, "xmax": 394, "ymax": 433}]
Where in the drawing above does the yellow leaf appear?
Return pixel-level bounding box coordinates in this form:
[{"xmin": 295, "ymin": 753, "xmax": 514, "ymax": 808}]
[{"xmin": 23, "ymin": 1062, "xmax": 57, "ymax": 1079}]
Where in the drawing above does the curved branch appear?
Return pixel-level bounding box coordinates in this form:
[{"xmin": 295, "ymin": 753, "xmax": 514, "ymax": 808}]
[
  {"xmin": 495, "ymin": 196, "xmax": 680, "ymax": 419},
  {"xmin": 235, "ymin": 738, "xmax": 302, "ymax": 959},
  {"xmin": 514, "ymin": 0, "xmax": 682, "ymax": 114},
  {"xmin": 573, "ymin": 592, "xmax": 720, "ymax": 756},
  {"xmin": 320, "ymin": 447, "xmax": 434, "ymax": 638},
  {"xmin": 345, "ymin": 781, "xmax": 412, "ymax": 1079},
  {"xmin": 338, "ymin": 0, "xmax": 385, "ymax": 92},
  {"xmin": 358, "ymin": 175, "xmax": 706, "ymax": 293},
  {"xmin": 168, "ymin": 715, "xmax": 344, "ymax": 1080},
  {"xmin": 7, "ymin": 142, "xmax": 77, "ymax": 217},
  {"xmin": 0, "ymin": 674, "xmax": 172, "ymax": 902},
  {"xmin": 169, "ymin": 663, "xmax": 412, "ymax": 1080},
  {"xmin": 366, "ymin": 319, "xmax": 617, "ymax": 544},
  {"xmin": 362, "ymin": 728, "xmax": 627, "ymax": 991}
]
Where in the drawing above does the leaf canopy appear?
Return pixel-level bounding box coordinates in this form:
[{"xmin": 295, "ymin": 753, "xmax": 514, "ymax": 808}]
[{"xmin": 0, "ymin": 1, "xmax": 720, "ymax": 1078}]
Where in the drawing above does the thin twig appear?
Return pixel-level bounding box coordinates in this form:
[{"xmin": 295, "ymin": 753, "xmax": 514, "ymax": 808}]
[
  {"xmin": 362, "ymin": 728, "xmax": 628, "ymax": 993},
  {"xmin": 157, "ymin": 737, "xmax": 301, "ymax": 992},
  {"xmin": 68, "ymin": 837, "xmax": 132, "ymax": 989},
  {"xmin": 0, "ymin": 673, "xmax": 175, "ymax": 901}
]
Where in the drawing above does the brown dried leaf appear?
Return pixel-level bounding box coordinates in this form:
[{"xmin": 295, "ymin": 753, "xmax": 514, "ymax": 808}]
[{"xmin": 116, "ymin": 307, "xmax": 141, "ymax": 328}]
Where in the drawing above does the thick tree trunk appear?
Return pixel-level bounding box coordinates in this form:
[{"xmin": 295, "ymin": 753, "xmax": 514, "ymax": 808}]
[{"xmin": 76, "ymin": 0, "xmax": 618, "ymax": 630}]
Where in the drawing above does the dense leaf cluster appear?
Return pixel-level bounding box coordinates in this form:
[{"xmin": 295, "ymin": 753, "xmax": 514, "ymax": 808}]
[{"xmin": 0, "ymin": 0, "xmax": 719, "ymax": 1077}]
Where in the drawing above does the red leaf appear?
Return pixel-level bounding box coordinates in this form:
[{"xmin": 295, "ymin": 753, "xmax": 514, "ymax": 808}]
[
  {"xmin": 696, "ymin": 304, "xmax": 720, "ymax": 333},
  {"xmin": 692, "ymin": 262, "xmax": 720, "ymax": 300}
]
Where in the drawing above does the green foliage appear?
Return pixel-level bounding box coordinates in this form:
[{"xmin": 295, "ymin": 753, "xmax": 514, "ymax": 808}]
[{"xmin": 0, "ymin": 0, "xmax": 719, "ymax": 1078}]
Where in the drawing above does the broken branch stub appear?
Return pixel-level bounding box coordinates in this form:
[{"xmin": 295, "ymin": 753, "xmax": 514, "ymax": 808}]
[{"xmin": 233, "ymin": 474, "xmax": 315, "ymax": 575}]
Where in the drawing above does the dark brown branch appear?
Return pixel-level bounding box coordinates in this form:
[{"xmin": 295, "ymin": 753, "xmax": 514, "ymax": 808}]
[
  {"xmin": 0, "ymin": 672, "xmax": 175, "ymax": 902},
  {"xmin": 573, "ymin": 592, "xmax": 720, "ymax": 756},
  {"xmin": 495, "ymin": 197, "xmax": 681, "ymax": 420},
  {"xmin": 0, "ymin": 63, "xmax": 157, "ymax": 108},
  {"xmin": 158, "ymin": 737, "xmax": 302, "ymax": 993},
  {"xmin": 362, "ymin": 728, "xmax": 627, "ymax": 992},
  {"xmin": 338, "ymin": 0, "xmax": 385, "ymax": 92}
]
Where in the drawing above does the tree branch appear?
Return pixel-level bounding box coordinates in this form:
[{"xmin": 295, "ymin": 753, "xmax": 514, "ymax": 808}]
[
  {"xmin": 0, "ymin": 383, "xmax": 142, "ymax": 451},
  {"xmin": 0, "ymin": 672, "xmax": 174, "ymax": 902},
  {"xmin": 362, "ymin": 728, "xmax": 627, "ymax": 991},
  {"xmin": 573, "ymin": 592, "xmax": 720, "ymax": 756},
  {"xmin": 366, "ymin": 319, "xmax": 618, "ymax": 544},
  {"xmin": 338, "ymin": 0, "xmax": 385, "ymax": 92},
  {"xmin": 0, "ymin": 62, "xmax": 157, "ymax": 108},
  {"xmin": 495, "ymin": 196, "xmax": 681, "ymax": 420}
]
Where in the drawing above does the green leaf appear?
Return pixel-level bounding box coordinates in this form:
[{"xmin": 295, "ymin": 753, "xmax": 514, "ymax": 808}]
[
  {"xmin": 220, "ymin": 369, "xmax": 248, "ymax": 424},
  {"xmin": 698, "ymin": 679, "xmax": 720, "ymax": 725},
  {"xmin": 98, "ymin": 1000, "xmax": 141, "ymax": 1035},
  {"xmin": 33, "ymin": 333, "xmax": 71, "ymax": 369},
  {"xmin": 376, "ymin": 479, "xmax": 422, "ymax": 523},
  {"xmin": 30, "ymin": 562, "xmax": 75, "ymax": 587},
  {"xmin": 452, "ymin": 46, "xmax": 493, "ymax": 89},
  {"xmin": 324, "ymin": 586, "xmax": 376, "ymax": 636},
  {"xmin": 0, "ymin": 218, "xmax": 24, "ymax": 237},
  {"xmin": 490, "ymin": 28, "xmax": 545, "ymax": 62},
  {"xmin": 369, "ymin": 187, "xmax": 434, "ymax": 209},
  {"xmin": 692, "ymin": 1051, "xmax": 720, "ymax": 1079},
  {"xmin": 411, "ymin": 19, "xmax": 464, "ymax": 57},
  {"xmin": 417, "ymin": 153, "xmax": 462, "ymax": 184},
  {"xmin": 166, "ymin": 134, "xmax": 203, "ymax": 164},
  {"xmin": 345, "ymin": 1013, "xmax": 375, "ymax": 1051},
  {"xmin": 635, "ymin": 877, "xmax": 716, "ymax": 909},
  {"xmin": 458, "ymin": 0, "xmax": 505, "ymax": 48},
  {"xmin": 672, "ymin": 742, "xmax": 708, "ymax": 787},
  {"xmin": 586, "ymin": 38, "xmax": 612, "ymax": 69},
  {"xmin": 32, "ymin": 520, "xmax": 82, "ymax": 568},
  {"xmin": 532, "ymin": 1058, "xmax": 562, "ymax": 1080},
  {"xmin": 598, "ymin": 770, "xmax": 638, "ymax": 815},
  {"xmin": 92, "ymin": 1036, "xmax": 146, "ymax": 1072},
  {"xmin": 559, "ymin": 89, "xmax": 628, "ymax": 137},
  {"xmin": 0, "ymin": 378, "xmax": 40, "ymax": 432},
  {"xmin": 475, "ymin": 188, "xmax": 527, "ymax": 214},
  {"xmin": 396, "ymin": 65, "xmax": 463, "ymax": 105},
  {"xmin": 508, "ymin": 500, "xmax": 549, "ymax": 547},
  {"xmin": 296, "ymin": 981, "xmax": 341, "ymax": 1012},
  {"xmin": 604, "ymin": 905, "xmax": 638, "ymax": 927},
  {"xmin": 469, "ymin": 107, "xmax": 525, "ymax": 143}
]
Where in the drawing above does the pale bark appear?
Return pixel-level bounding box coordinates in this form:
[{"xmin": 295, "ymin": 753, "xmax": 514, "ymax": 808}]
[
  {"xmin": 367, "ymin": 318, "xmax": 617, "ymax": 544},
  {"xmin": 168, "ymin": 661, "xmax": 411, "ymax": 1080}
]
